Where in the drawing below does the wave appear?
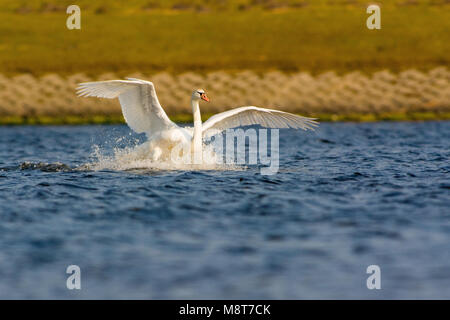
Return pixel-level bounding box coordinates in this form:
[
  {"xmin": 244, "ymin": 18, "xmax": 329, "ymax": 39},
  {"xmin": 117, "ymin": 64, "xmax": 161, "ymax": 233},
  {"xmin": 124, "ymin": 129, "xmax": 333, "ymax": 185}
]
[{"xmin": 20, "ymin": 161, "xmax": 73, "ymax": 172}]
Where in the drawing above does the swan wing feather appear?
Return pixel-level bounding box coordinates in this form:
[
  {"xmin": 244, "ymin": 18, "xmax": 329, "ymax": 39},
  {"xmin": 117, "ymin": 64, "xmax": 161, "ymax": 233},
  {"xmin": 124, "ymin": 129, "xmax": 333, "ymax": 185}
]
[
  {"xmin": 202, "ymin": 106, "xmax": 318, "ymax": 137},
  {"xmin": 77, "ymin": 79, "xmax": 175, "ymax": 134}
]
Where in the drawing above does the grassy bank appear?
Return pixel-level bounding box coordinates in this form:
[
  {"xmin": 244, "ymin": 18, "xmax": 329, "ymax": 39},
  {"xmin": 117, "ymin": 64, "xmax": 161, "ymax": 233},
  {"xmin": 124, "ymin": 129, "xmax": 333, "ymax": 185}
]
[
  {"xmin": 1, "ymin": 1, "xmax": 449, "ymax": 123},
  {"xmin": 1, "ymin": 112, "xmax": 449, "ymax": 126},
  {"xmin": 1, "ymin": 1, "xmax": 449, "ymax": 75}
]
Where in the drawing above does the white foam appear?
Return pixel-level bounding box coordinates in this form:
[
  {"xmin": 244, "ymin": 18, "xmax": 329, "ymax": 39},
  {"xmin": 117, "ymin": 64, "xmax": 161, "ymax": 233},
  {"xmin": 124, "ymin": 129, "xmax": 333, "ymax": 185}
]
[{"xmin": 82, "ymin": 140, "xmax": 244, "ymax": 173}]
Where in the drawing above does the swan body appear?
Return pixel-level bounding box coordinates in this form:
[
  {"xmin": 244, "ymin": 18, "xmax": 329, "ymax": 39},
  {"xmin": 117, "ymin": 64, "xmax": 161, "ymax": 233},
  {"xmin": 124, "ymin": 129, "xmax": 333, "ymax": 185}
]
[{"xmin": 77, "ymin": 78, "xmax": 318, "ymax": 163}]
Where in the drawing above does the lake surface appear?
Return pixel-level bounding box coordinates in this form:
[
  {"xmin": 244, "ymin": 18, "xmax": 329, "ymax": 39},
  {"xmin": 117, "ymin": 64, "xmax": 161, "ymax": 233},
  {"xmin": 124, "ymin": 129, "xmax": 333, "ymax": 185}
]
[{"xmin": 0, "ymin": 121, "xmax": 449, "ymax": 299}]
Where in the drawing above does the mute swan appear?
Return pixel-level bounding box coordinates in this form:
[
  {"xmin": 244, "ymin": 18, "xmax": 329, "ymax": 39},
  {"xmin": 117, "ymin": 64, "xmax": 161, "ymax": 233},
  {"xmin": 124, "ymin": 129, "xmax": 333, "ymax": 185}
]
[{"xmin": 76, "ymin": 78, "xmax": 318, "ymax": 163}]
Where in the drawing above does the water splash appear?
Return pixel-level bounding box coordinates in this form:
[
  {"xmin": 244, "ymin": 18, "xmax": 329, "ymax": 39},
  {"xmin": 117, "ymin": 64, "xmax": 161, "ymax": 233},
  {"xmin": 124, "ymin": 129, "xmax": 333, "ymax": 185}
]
[{"xmin": 83, "ymin": 140, "xmax": 244, "ymax": 173}]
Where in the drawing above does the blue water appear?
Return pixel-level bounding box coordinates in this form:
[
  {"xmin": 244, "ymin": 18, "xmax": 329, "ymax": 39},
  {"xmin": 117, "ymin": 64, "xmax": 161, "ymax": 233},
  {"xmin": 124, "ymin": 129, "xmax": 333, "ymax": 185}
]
[{"xmin": 0, "ymin": 121, "xmax": 449, "ymax": 299}]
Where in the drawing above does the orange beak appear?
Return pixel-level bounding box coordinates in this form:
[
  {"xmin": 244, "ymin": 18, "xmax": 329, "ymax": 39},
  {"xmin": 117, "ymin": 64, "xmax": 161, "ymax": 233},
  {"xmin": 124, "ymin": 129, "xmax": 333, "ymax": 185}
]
[{"xmin": 201, "ymin": 93, "xmax": 210, "ymax": 102}]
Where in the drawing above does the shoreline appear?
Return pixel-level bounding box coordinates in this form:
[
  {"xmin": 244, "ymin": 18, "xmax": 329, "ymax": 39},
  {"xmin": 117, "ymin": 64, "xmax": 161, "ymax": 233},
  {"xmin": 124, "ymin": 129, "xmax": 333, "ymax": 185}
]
[
  {"xmin": 1, "ymin": 112, "xmax": 449, "ymax": 126},
  {"xmin": 1, "ymin": 68, "xmax": 449, "ymax": 125}
]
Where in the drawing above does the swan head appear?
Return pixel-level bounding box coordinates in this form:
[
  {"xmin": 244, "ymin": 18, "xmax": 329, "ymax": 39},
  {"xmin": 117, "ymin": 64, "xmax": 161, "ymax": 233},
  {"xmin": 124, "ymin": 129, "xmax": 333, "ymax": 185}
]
[{"xmin": 192, "ymin": 89, "xmax": 209, "ymax": 102}]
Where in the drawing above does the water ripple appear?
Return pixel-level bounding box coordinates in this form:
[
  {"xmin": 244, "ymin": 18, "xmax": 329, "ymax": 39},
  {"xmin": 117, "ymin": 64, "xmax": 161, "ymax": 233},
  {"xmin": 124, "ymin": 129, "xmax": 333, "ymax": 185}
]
[{"xmin": 0, "ymin": 122, "xmax": 449, "ymax": 299}]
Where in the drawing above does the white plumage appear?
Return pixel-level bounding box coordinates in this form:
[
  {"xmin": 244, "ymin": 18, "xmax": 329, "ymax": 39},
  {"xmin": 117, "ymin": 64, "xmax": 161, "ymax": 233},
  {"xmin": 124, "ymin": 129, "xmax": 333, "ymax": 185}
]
[
  {"xmin": 77, "ymin": 78, "xmax": 318, "ymax": 162},
  {"xmin": 77, "ymin": 79, "xmax": 175, "ymax": 135},
  {"xmin": 202, "ymin": 106, "xmax": 317, "ymax": 136}
]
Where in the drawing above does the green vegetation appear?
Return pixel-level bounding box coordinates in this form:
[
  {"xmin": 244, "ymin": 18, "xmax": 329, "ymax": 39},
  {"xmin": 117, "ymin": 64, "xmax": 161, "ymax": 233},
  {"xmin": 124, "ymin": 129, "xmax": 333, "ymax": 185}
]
[
  {"xmin": 1, "ymin": 1, "xmax": 449, "ymax": 123},
  {"xmin": 0, "ymin": 1, "xmax": 449, "ymax": 75},
  {"xmin": 1, "ymin": 112, "xmax": 449, "ymax": 126}
]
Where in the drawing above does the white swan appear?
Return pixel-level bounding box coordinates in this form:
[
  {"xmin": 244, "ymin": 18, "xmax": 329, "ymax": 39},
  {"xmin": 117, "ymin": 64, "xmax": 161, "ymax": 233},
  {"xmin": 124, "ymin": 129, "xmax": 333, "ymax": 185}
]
[{"xmin": 76, "ymin": 78, "xmax": 318, "ymax": 163}]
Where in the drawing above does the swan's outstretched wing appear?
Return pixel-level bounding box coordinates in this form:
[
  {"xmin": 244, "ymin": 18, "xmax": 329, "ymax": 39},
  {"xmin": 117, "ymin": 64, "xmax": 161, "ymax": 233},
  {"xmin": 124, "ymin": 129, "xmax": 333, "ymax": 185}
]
[
  {"xmin": 202, "ymin": 106, "xmax": 318, "ymax": 136},
  {"xmin": 77, "ymin": 78, "xmax": 175, "ymax": 135}
]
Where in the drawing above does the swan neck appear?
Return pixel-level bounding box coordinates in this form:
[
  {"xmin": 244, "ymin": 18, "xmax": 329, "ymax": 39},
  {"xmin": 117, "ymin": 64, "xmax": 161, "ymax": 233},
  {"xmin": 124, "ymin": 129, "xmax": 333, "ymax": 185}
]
[
  {"xmin": 191, "ymin": 98, "xmax": 203, "ymax": 163},
  {"xmin": 192, "ymin": 99, "xmax": 202, "ymax": 126}
]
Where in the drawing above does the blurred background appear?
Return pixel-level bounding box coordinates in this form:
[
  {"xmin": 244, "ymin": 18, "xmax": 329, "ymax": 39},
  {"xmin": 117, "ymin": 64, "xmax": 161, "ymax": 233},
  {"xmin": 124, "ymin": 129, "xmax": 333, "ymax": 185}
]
[
  {"xmin": 1, "ymin": 1, "xmax": 450, "ymax": 300},
  {"xmin": 0, "ymin": 0, "xmax": 449, "ymax": 123}
]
